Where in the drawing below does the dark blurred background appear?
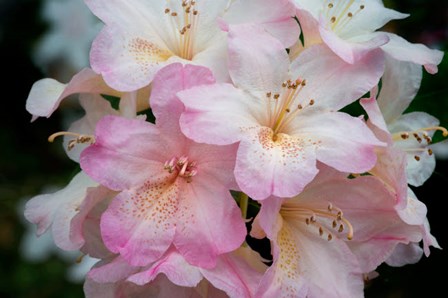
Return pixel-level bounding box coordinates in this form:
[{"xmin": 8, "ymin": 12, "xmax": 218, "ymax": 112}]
[{"xmin": 0, "ymin": 0, "xmax": 447, "ymax": 297}]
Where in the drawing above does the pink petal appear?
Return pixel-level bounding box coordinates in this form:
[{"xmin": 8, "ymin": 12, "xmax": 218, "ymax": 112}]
[
  {"xmin": 24, "ymin": 172, "xmax": 97, "ymax": 250},
  {"xmin": 293, "ymin": 112, "xmax": 384, "ymax": 173},
  {"xmin": 90, "ymin": 26, "xmax": 173, "ymax": 92},
  {"xmin": 80, "ymin": 116, "xmax": 170, "ymax": 190},
  {"xmin": 178, "ymin": 83, "xmax": 262, "ymax": 145},
  {"xmin": 227, "ymin": 24, "xmax": 290, "ymax": 94},
  {"xmin": 174, "ymin": 180, "xmax": 245, "ymax": 268},
  {"xmin": 100, "ymin": 179, "xmax": 179, "ymax": 266},
  {"xmin": 150, "ymin": 63, "xmax": 216, "ymax": 130},
  {"xmin": 201, "ymin": 247, "xmax": 265, "ymax": 298},
  {"xmin": 290, "ymin": 44, "xmax": 385, "ymax": 111},
  {"xmin": 376, "ymin": 56, "xmax": 422, "ymax": 123},
  {"xmin": 385, "ymin": 243, "xmax": 423, "ymax": 267},
  {"xmin": 359, "ymin": 96, "xmax": 390, "ymax": 137},
  {"xmin": 26, "ymin": 68, "xmax": 118, "ymax": 121},
  {"xmin": 64, "ymin": 94, "xmax": 119, "ymax": 162},
  {"xmin": 319, "ymin": 26, "xmax": 389, "ymax": 64},
  {"xmin": 235, "ymin": 127, "xmax": 318, "ymax": 200},
  {"xmin": 70, "ymin": 186, "xmax": 115, "ymax": 253},
  {"xmin": 223, "ymin": 0, "xmax": 299, "ymax": 47},
  {"xmin": 88, "ymin": 256, "xmax": 139, "ymax": 283},
  {"xmin": 127, "ymin": 247, "xmax": 202, "ymax": 287},
  {"xmin": 381, "ymin": 33, "xmax": 444, "ymax": 74}
]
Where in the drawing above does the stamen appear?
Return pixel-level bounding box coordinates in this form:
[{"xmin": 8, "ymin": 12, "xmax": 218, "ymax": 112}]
[
  {"xmin": 48, "ymin": 131, "xmax": 95, "ymax": 151},
  {"xmin": 281, "ymin": 202, "xmax": 354, "ymax": 241},
  {"xmin": 163, "ymin": 156, "xmax": 198, "ymax": 181}
]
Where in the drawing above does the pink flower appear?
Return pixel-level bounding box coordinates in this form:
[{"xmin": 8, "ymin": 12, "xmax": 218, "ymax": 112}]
[
  {"xmin": 86, "ymin": 0, "xmax": 299, "ymax": 91},
  {"xmin": 177, "ymin": 25, "xmax": 384, "ymax": 200},
  {"xmin": 360, "ymin": 57, "xmax": 448, "ymax": 186},
  {"xmin": 252, "ymin": 165, "xmax": 431, "ymax": 297},
  {"xmin": 80, "ymin": 63, "xmax": 245, "ymax": 268},
  {"xmin": 294, "ymin": 0, "xmax": 444, "ymax": 72}
]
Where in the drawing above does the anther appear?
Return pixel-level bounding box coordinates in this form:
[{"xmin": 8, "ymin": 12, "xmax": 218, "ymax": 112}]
[
  {"xmin": 309, "ymin": 99, "xmax": 315, "ymax": 106},
  {"xmin": 273, "ymin": 94, "xmax": 280, "ymax": 99},
  {"xmin": 332, "ymin": 220, "xmax": 337, "ymax": 228},
  {"xmin": 331, "ymin": 16, "xmax": 336, "ymax": 23},
  {"xmin": 319, "ymin": 227, "xmax": 324, "ymax": 236},
  {"xmin": 348, "ymin": 12, "xmax": 353, "ymax": 17},
  {"xmin": 338, "ymin": 224, "xmax": 344, "ymax": 233},
  {"xmin": 328, "ymin": 3, "xmax": 334, "ymax": 8},
  {"xmin": 414, "ymin": 155, "xmax": 421, "ymax": 161},
  {"xmin": 327, "ymin": 234, "xmax": 333, "ymax": 241},
  {"xmin": 171, "ymin": 12, "xmax": 177, "ymax": 17},
  {"xmin": 401, "ymin": 133, "xmax": 409, "ymax": 139},
  {"xmin": 428, "ymin": 149, "xmax": 433, "ymax": 156},
  {"xmin": 266, "ymin": 92, "xmax": 272, "ymax": 98},
  {"xmin": 165, "ymin": 8, "xmax": 170, "ymax": 14}
]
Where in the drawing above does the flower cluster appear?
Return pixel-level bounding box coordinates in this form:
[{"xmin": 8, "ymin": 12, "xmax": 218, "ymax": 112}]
[{"xmin": 25, "ymin": 0, "xmax": 445, "ymax": 297}]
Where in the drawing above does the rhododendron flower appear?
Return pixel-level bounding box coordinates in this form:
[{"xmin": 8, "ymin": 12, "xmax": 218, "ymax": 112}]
[
  {"xmin": 86, "ymin": 0, "xmax": 298, "ymax": 91},
  {"xmin": 80, "ymin": 64, "xmax": 245, "ymax": 268},
  {"xmin": 178, "ymin": 25, "xmax": 384, "ymax": 200},
  {"xmin": 361, "ymin": 58, "xmax": 447, "ymax": 186},
  {"xmin": 252, "ymin": 165, "xmax": 435, "ymax": 297},
  {"xmin": 293, "ymin": 0, "xmax": 443, "ymax": 72}
]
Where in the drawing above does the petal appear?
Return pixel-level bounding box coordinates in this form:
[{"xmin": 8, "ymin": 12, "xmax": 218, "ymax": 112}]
[
  {"xmin": 64, "ymin": 94, "xmax": 119, "ymax": 162},
  {"xmin": 187, "ymin": 141, "xmax": 239, "ymax": 189},
  {"xmin": 80, "ymin": 116, "xmax": 170, "ymax": 190},
  {"xmin": 255, "ymin": 223, "xmax": 309, "ymax": 298},
  {"xmin": 290, "ymin": 44, "xmax": 385, "ymax": 111},
  {"xmin": 292, "ymin": 111, "xmax": 384, "ymax": 173},
  {"xmin": 223, "ymin": 0, "xmax": 299, "ymax": 47},
  {"xmin": 377, "ymin": 56, "xmax": 423, "ymax": 123},
  {"xmin": 359, "ymin": 96, "xmax": 389, "ymax": 136},
  {"xmin": 70, "ymin": 186, "xmax": 115, "ymax": 253},
  {"xmin": 88, "ymin": 256, "xmax": 139, "ymax": 283},
  {"xmin": 319, "ymin": 26, "xmax": 389, "ymax": 64},
  {"xmin": 174, "ymin": 180, "xmax": 246, "ymax": 268},
  {"xmin": 128, "ymin": 247, "xmax": 203, "ymax": 287},
  {"xmin": 200, "ymin": 247, "xmax": 266, "ymax": 298},
  {"xmin": 191, "ymin": 36, "xmax": 230, "ymax": 83},
  {"xmin": 388, "ymin": 112, "xmax": 439, "ymax": 186},
  {"xmin": 24, "ymin": 172, "xmax": 97, "ymax": 249},
  {"xmin": 178, "ymin": 83, "xmax": 262, "ymax": 145},
  {"xmin": 385, "ymin": 242, "xmax": 423, "ymax": 267},
  {"xmin": 397, "ymin": 188, "xmax": 427, "ymax": 226},
  {"xmin": 235, "ymin": 127, "xmax": 318, "ymax": 200},
  {"xmin": 100, "ymin": 179, "xmax": 179, "ymax": 266},
  {"xmin": 26, "ymin": 68, "xmax": 119, "ymax": 121},
  {"xmin": 370, "ymin": 147, "xmax": 408, "ymax": 208},
  {"xmin": 150, "ymin": 63, "xmax": 216, "ymax": 130},
  {"xmin": 90, "ymin": 26, "xmax": 173, "ymax": 91},
  {"xmin": 381, "ymin": 33, "xmax": 444, "ymax": 74},
  {"xmin": 227, "ymin": 24, "xmax": 290, "ymax": 93}
]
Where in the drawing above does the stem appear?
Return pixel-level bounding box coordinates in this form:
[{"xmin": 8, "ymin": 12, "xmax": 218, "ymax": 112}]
[{"xmin": 240, "ymin": 192, "xmax": 249, "ymax": 219}]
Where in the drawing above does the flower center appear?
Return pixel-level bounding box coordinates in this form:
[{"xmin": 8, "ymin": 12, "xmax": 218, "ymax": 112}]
[
  {"xmin": 324, "ymin": 0, "xmax": 365, "ymax": 33},
  {"xmin": 280, "ymin": 202, "xmax": 354, "ymax": 241},
  {"xmin": 165, "ymin": 0, "xmax": 199, "ymax": 60},
  {"xmin": 392, "ymin": 126, "xmax": 448, "ymax": 161},
  {"xmin": 164, "ymin": 156, "xmax": 198, "ymax": 182},
  {"xmin": 265, "ymin": 78, "xmax": 315, "ymax": 141}
]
